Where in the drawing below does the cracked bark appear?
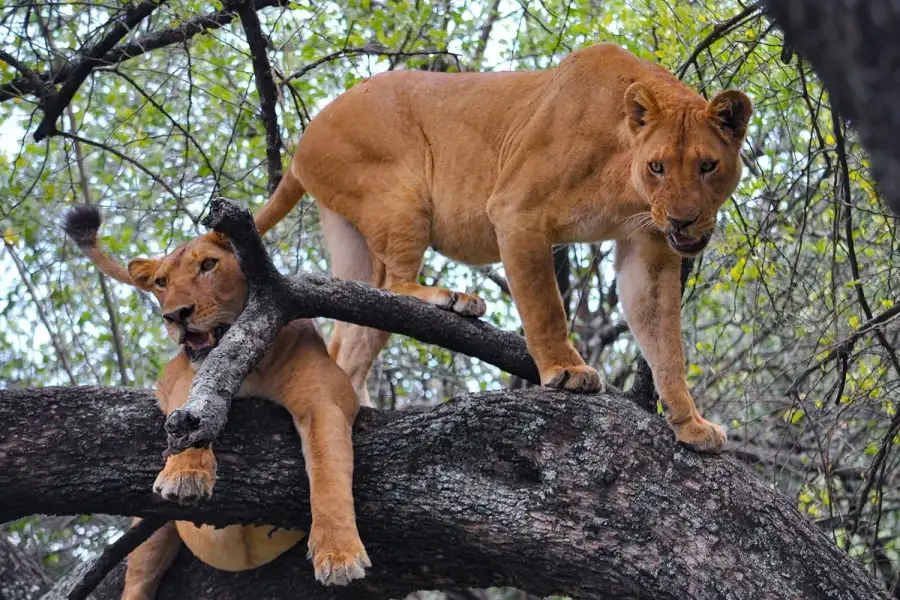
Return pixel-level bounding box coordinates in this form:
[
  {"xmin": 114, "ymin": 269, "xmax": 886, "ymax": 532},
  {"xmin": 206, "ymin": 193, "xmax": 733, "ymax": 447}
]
[{"xmin": 0, "ymin": 386, "xmax": 888, "ymax": 600}]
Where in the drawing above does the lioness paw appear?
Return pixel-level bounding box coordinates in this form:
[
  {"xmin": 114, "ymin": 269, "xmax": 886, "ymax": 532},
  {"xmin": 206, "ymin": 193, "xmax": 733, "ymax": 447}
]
[
  {"xmin": 445, "ymin": 291, "xmax": 487, "ymax": 318},
  {"xmin": 672, "ymin": 417, "xmax": 727, "ymax": 454},
  {"xmin": 312, "ymin": 549, "xmax": 371, "ymax": 586},
  {"xmin": 307, "ymin": 525, "xmax": 369, "ymax": 586},
  {"xmin": 544, "ymin": 364, "xmax": 605, "ymax": 393},
  {"xmin": 153, "ymin": 448, "xmax": 216, "ymax": 504}
]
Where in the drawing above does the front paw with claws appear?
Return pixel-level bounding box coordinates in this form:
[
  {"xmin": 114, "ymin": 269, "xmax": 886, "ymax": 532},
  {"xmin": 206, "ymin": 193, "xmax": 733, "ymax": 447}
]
[
  {"xmin": 543, "ymin": 364, "xmax": 605, "ymax": 393},
  {"xmin": 153, "ymin": 447, "xmax": 216, "ymax": 504}
]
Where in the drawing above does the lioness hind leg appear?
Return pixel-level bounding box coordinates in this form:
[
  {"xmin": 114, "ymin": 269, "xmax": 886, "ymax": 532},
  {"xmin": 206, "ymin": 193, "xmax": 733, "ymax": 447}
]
[{"xmin": 121, "ymin": 519, "xmax": 180, "ymax": 600}]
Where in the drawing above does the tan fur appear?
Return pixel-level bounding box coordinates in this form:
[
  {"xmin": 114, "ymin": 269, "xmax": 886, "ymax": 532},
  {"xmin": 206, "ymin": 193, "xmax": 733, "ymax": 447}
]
[
  {"xmin": 71, "ymin": 231, "xmax": 369, "ymax": 597},
  {"xmin": 251, "ymin": 43, "xmax": 751, "ymax": 453}
]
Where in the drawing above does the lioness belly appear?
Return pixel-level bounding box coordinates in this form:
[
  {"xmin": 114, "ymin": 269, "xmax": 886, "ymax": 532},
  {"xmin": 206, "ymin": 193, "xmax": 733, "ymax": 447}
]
[
  {"xmin": 176, "ymin": 521, "xmax": 304, "ymax": 571},
  {"xmin": 429, "ymin": 202, "xmax": 500, "ymax": 265}
]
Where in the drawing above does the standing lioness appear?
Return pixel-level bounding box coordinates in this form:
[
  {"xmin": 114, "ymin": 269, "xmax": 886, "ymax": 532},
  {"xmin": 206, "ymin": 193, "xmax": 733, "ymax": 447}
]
[{"xmin": 254, "ymin": 43, "xmax": 751, "ymax": 453}]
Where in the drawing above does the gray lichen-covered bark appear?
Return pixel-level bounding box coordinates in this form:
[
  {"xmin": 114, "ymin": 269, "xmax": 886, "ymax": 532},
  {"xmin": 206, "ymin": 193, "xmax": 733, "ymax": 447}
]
[
  {"xmin": 763, "ymin": 1, "xmax": 900, "ymax": 216},
  {"xmin": 0, "ymin": 386, "xmax": 888, "ymax": 599}
]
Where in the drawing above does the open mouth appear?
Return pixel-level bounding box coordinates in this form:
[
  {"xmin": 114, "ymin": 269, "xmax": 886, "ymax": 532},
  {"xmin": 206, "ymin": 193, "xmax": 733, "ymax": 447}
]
[
  {"xmin": 180, "ymin": 324, "xmax": 230, "ymax": 361},
  {"xmin": 667, "ymin": 231, "xmax": 712, "ymax": 255}
]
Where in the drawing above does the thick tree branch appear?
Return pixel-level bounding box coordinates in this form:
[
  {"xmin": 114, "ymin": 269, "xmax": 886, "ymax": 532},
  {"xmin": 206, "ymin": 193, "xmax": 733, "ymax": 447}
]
[
  {"xmin": 0, "ymin": 0, "xmax": 289, "ymax": 104},
  {"xmin": 763, "ymin": 1, "xmax": 900, "ymax": 216},
  {"xmin": 33, "ymin": 1, "xmax": 166, "ymax": 141},
  {"xmin": 0, "ymin": 386, "xmax": 888, "ymax": 599}
]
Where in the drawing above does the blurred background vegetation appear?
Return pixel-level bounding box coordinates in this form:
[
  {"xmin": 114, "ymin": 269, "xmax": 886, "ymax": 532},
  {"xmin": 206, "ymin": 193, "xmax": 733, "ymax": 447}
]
[{"xmin": 1, "ymin": 0, "xmax": 898, "ymax": 597}]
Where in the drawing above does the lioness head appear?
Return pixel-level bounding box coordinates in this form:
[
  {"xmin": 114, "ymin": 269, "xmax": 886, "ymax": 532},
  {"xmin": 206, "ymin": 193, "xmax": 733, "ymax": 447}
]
[
  {"xmin": 624, "ymin": 82, "xmax": 752, "ymax": 256},
  {"xmin": 64, "ymin": 206, "xmax": 248, "ymax": 362}
]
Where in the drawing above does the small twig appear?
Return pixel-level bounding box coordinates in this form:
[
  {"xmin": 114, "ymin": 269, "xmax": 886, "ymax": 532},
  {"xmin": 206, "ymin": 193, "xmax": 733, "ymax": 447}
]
[
  {"xmin": 282, "ymin": 45, "xmax": 461, "ymax": 83},
  {"xmin": 66, "ymin": 517, "xmax": 167, "ymax": 600},
  {"xmin": 3, "ymin": 239, "xmax": 78, "ymax": 386},
  {"xmin": 50, "ymin": 130, "xmax": 197, "ymax": 224},
  {"xmin": 676, "ymin": 2, "xmax": 763, "ymax": 80},
  {"xmin": 34, "ymin": 1, "xmax": 166, "ymax": 141},
  {"xmin": 64, "ymin": 106, "xmax": 129, "ymax": 385},
  {"xmin": 237, "ymin": 0, "xmax": 283, "ymax": 194}
]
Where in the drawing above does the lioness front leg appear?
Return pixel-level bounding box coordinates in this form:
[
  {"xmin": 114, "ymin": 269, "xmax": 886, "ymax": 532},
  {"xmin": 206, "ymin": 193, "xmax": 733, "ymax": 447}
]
[
  {"xmin": 152, "ymin": 367, "xmax": 217, "ymax": 503},
  {"xmin": 279, "ymin": 339, "xmax": 369, "ymax": 586},
  {"xmin": 615, "ymin": 237, "xmax": 726, "ymax": 453},
  {"xmin": 493, "ymin": 225, "xmax": 603, "ymax": 392}
]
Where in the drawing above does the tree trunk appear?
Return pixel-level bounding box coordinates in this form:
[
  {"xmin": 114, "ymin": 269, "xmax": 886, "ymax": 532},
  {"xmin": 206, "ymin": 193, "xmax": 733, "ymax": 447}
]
[
  {"xmin": 0, "ymin": 386, "xmax": 888, "ymax": 600},
  {"xmin": 763, "ymin": 1, "xmax": 900, "ymax": 215}
]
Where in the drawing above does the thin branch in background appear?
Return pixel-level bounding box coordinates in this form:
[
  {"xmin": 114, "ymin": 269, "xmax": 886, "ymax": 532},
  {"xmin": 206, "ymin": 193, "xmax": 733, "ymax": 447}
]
[
  {"xmin": 237, "ymin": 0, "xmax": 283, "ymax": 195},
  {"xmin": 64, "ymin": 105, "xmax": 129, "ymax": 385},
  {"xmin": 676, "ymin": 2, "xmax": 763, "ymax": 79},
  {"xmin": 2, "ymin": 239, "xmax": 78, "ymax": 386},
  {"xmin": 472, "ymin": 0, "xmax": 502, "ymax": 66},
  {"xmin": 281, "ymin": 45, "xmax": 461, "ymax": 83},
  {"xmin": 0, "ymin": 0, "xmax": 290, "ymax": 103},
  {"xmin": 49, "ymin": 130, "xmax": 198, "ymax": 224},
  {"xmin": 66, "ymin": 517, "xmax": 167, "ymax": 600}
]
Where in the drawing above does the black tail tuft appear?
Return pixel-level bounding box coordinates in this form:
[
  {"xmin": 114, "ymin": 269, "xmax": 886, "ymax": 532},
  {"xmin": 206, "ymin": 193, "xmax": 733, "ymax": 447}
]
[{"xmin": 63, "ymin": 204, "xmax": 102, "ymax": 247}]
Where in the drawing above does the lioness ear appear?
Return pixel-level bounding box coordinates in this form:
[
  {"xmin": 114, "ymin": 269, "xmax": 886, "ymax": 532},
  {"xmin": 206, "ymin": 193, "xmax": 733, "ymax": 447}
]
[
  {"xmin": 707, "ymin": 90, "xmax": 752, "ymax": 143},
  {"xmin": 127, "ymin": 258, "xmax": 161, "ymax": 291},
  {"xmin": 624, "ymin": 82, "xmax": 659, "ymax": 134}
]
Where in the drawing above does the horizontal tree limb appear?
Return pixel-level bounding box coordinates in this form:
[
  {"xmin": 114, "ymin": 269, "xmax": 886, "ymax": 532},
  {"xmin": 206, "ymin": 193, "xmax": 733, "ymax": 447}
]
[{"xmin": 0, "ymin": 385, "xmax": 888, "ymax": 599}]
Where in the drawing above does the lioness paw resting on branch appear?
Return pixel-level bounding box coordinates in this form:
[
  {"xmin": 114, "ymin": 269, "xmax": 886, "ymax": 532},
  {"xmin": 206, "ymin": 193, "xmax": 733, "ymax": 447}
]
[
  {"xmin": 63, "ymin": 206, "xmax": 370, "ymax": 597},
  {"xmin": 251, "ymin": 42, "xmax": 752, "ymax": 453}
]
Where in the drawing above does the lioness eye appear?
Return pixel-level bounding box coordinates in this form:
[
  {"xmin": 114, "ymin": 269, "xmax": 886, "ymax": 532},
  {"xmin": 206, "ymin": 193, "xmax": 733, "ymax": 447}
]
[
  {"xmin": 154, "ymin": 277, "xmax": 167, "ymax": 288},
  {"xmin": 648, "ymin": 161, "xmax": 664, "ymax": 175},
  {"xmin": 200, "ymin": 258, "xmax": 218, "ymax": 272},
  {"xmin": 700, "ymin": 160, "xmax": 718, "ymax": 174}
]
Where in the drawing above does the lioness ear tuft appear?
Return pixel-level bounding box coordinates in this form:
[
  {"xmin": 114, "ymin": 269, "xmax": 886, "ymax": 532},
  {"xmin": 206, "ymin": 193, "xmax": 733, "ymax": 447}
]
[
  {"xmin": 127, "ymin": 258, "xmax": 161, "ymax": 291},
  {"xmin": 707, "ymin": 90, "xmax": 753, "ymax": 143},
  {"xmin": 624, "ymin": 82, "xmax": 659, "ymax": 135}
]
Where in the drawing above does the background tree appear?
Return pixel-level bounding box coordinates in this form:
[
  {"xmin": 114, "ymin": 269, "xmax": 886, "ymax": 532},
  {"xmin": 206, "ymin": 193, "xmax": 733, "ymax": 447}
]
[{"xmin": 1, "ymin": 0, "xmax": 899, "ymax": 598}]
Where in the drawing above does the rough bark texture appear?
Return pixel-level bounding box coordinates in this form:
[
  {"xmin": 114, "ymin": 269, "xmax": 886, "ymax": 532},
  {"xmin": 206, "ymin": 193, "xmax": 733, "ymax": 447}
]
[
  {"xmin": 0, "ymin": 538, "xmax": 51, "ymax": 600},
  {"xmin": 0, "ymin": 386, "xmax": 888, "ymax": 600},
  {"xmin": 763, "ymin": 0, "xmax": 900, "ymax": 216}
]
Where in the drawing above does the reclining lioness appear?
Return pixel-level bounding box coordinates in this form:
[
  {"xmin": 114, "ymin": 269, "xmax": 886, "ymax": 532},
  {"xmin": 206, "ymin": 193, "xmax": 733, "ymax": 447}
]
[
  {"xmin": 63, "ymin": 206, "xmax": 369, "ymax": 598},
  {"xmin": 251, "ymin": 42, "xmax": 751, "ymax": 454}
]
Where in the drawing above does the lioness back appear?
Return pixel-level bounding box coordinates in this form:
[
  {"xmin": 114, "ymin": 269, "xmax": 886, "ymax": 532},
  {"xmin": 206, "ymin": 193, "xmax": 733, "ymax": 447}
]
[{"xmin": 295, "ymin": 43, "xmax": 694, "ymax": 265}]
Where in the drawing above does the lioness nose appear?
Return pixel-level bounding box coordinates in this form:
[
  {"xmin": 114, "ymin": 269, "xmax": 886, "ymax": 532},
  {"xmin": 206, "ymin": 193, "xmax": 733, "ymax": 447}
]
[
  {"xmin": 163, "ymin": 305, "xmax": 195, "ymax": 325},
  {"xmin": 667, "ymin": 215, "xmax": 698, "ymax": 230}
]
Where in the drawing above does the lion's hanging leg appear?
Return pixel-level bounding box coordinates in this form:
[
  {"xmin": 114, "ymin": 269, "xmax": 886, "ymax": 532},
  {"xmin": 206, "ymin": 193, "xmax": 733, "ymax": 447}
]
[
  {"xmin": 152, "ymin": 369, "xmax": 217, "ymax": 503},
  {"xmin": 121, "ymin": 520, "xmax": 180, "ymax": 600},
  {"xmin": 615, "ymin": 237, "xmax": 726, "ymax": 453},
  {"xmin": 320, "ymin": 204, "xmax": 484, "ymax": 407},
  {"xmin": 276, "ymin": 330, "xmax": 369, "ymax": 586}
]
